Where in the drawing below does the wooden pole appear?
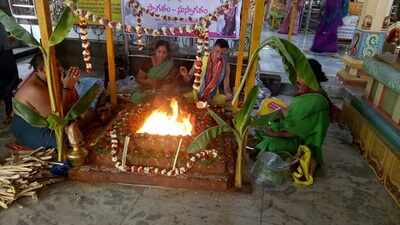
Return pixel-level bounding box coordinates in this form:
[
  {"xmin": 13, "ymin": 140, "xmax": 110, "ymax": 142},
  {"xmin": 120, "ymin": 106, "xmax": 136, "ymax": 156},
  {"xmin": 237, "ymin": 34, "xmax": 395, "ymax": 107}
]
[
  {"xmin": 233, "ymin": 0, "xmax": 251, "ymax": 109},
  {"xmin": 105, "ymin": 0, "xmax": 117, "ymax": 106},
  {"xmin": 35, "ymin": 0, "xmax": 63, "ymax": 116},
  {"xmin": 288, "ymin": 0, "xmax": 298, "ymax": 41},
  {"xmin": 244, "ymin": 0, "xmax": 267, "ymax": 98}
]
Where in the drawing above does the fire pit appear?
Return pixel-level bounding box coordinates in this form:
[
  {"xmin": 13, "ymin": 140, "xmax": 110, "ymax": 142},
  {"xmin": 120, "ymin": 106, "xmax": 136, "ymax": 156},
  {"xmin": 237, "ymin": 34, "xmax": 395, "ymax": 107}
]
[
  {"xmin": 69, "ymin": 96, "xmax": 236, "ymax": 191},
  {"xmin": 133, "ymin": 98, "xmax": 193, "ymax": 155}
]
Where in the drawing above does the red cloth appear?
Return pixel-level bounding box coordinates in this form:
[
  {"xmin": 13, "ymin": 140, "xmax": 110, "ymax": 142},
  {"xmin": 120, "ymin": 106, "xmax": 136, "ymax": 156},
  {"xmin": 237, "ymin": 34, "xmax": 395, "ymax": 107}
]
[{"xmin": 202, "ymin": 56, "xmax": 224, "ymax": 100}]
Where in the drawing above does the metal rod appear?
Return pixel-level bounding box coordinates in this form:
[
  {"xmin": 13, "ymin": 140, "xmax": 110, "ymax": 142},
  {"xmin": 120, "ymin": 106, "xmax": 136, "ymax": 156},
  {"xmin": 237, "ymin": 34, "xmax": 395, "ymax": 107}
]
[{"xmin": 302, "ymin": 0, "xmax": 314, "ymax": 50}]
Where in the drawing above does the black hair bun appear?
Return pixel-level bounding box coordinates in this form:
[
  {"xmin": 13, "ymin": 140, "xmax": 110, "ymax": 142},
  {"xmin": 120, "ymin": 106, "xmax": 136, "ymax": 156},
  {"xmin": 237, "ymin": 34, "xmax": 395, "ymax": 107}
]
[{"xmin": 308, "ymin": 58, "xmax": 328, "ymax": 83}]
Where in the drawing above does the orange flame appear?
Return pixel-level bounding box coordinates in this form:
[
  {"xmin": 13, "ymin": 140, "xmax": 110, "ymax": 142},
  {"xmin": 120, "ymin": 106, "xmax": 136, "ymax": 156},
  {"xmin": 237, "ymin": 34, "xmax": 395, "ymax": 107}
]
[{"xmin": 137, "ymin": 99, "xmax": 192, "ymax": 136}]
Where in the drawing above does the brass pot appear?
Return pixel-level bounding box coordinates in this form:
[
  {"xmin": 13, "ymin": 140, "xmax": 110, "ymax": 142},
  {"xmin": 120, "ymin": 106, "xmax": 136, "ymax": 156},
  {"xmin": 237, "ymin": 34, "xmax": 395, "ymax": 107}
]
[{"xmin": 67, "ymin": 145, "xmax": 88, "ymax": 167}]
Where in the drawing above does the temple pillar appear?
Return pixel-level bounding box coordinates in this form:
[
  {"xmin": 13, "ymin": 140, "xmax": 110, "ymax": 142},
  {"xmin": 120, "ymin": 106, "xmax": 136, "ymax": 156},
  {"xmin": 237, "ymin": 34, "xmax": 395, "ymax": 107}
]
[{"xmin": 349, "ymin": 0, "xmax": 394, "ymax": 58}]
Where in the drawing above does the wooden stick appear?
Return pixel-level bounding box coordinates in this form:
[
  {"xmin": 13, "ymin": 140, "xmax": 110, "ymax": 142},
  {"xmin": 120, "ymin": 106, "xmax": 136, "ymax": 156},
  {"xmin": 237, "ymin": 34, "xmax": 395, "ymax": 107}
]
[
  {"xmin": 172, "ymin": 138, "xmax": 183, "ymax": 170},
  {"xmin": 121, "ymin": 136, "xmax": 130, "ymax": 169}
]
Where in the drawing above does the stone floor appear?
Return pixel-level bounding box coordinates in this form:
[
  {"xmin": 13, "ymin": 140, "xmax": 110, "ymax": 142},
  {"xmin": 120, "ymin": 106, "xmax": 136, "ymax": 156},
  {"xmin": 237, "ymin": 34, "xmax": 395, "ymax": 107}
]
[
  {"xmin": 0, "ymin": 124, "xmax": 399, "ymax": 225},
  {"xmin": 259, "ymin": 31, "xmax": 344, "ymax": 83}
]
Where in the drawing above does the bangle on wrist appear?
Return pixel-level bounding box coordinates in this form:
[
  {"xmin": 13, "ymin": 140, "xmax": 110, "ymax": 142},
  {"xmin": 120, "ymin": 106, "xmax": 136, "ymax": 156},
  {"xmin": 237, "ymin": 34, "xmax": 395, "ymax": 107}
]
[{"xmin": 63, "ymin": 87, "xmax": 74, "ymax": 90}]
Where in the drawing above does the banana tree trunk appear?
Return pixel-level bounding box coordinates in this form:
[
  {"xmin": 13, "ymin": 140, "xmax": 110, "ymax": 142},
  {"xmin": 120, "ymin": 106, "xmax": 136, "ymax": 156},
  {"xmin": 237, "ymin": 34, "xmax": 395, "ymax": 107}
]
[
  {"xmin": 234, "ymin": 139, "xmax": 244, "ymax": 188},
  {"xmin": 55, "ymin": 126, "xmax": 65, "ymax": 161}
]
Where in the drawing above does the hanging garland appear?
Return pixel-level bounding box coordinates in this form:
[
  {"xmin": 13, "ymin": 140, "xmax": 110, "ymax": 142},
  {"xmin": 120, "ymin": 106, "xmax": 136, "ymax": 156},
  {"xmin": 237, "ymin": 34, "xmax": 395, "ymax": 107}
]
[
  {"xmin": 64, "ymin": 0, "xmax": 239, "ymax": 36},
  {"xmin": 78, "ymin": 15, "xmax": 93, "ymax": 72},
  {"xmin": 108, "ymin": 112, "xmax": 219, "ymax": 176},
  {"xmin": 64, "ymin": 0, "xmax": 238, "ymax": 99}
]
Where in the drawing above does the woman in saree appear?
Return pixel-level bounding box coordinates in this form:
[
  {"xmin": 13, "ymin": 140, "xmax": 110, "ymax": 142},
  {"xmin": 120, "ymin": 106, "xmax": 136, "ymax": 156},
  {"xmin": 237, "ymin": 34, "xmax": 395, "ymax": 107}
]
[
  {"xmin": 256, "ymin": 59, "xmax": 332, "ymax": 175},
  {"xmin": 131, "ymin": 40, "xmax": 177, "ymax": 103}
]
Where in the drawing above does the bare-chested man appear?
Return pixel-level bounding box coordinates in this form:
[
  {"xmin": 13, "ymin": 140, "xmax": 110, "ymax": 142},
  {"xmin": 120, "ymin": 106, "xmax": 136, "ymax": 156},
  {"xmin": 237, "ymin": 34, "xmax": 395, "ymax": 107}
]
[{"xmin": 11, "ymin": 53, "xmax": 80, "ymax": 149}]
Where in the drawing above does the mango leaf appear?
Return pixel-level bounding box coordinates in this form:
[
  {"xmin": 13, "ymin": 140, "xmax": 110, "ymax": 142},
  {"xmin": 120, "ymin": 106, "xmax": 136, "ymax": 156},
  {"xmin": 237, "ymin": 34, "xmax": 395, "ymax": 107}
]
[
  {"xmin": 49, "ymin": 7, "xmax": 75, "ymax": 47},
  {"xmin": 234, "ymin": 86, "xmax": 259, "ymax": 136},
  {"xmin": 0, "ymin": 10, "xmax": 40, "ymax": 47},
  {"xmin": 207, "ymin": 108, "xmax": 231, "ymax": 128},
  {"xmin": 65, "ymin": 83, "xmax": 101, "ymax": 122},
  {"xmin": 47, "ymin": 113, "xmax": 66, "ymax": 130},
  {"xmin": 12, "ymin": 99, "xmax": 48, "ymax": 128},
  {"xmin": 187, "ymin": 125, "xmax": 232, "ymax": 153}
]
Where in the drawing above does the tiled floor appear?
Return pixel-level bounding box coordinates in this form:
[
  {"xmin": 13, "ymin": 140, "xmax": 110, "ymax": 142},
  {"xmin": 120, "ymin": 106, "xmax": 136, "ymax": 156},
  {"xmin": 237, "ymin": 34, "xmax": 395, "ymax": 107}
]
[{"xmin": 258, "ymin": 31, "xmax": 344, "ymax": 83}]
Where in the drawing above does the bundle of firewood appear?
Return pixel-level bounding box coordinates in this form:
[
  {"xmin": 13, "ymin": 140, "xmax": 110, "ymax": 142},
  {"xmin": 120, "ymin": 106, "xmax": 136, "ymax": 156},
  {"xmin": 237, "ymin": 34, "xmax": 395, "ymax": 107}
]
[{"xmin": 0, "ymin": 148, "xmax": 64, "ymax": 209}]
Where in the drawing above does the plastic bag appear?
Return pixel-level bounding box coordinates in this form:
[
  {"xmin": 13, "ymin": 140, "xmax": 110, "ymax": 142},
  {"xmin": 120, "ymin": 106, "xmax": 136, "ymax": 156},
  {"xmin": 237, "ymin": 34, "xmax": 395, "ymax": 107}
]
[{"xmin": 251, "ymin": 151, "xmax": 291, "ymax": 185}]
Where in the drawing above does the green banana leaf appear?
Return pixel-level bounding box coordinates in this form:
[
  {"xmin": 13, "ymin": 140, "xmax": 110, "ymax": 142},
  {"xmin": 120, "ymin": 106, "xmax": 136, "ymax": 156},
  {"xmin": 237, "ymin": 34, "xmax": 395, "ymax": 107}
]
[
  {"xmin": 64, "ymin": 83, "xmax": 102, "ymax": 122},
  {"xmin": 249, "ymin": 110, "xmax": 283, "ymax": 127},
  {"xmin": 187, "ymin": 125, "xmax": 232, "ymax": 153},
  {"xmin": 207, "ymin": 108, "xmax": 230, "ymax": 128},
  {"xmin": 47, "ymin": 113, "xmax": 66, "ymax": 130},
  {"xmin": 232, "ymin": 36, "xmax": 320, "ymax": 106},
  {"xmin": 49, "ymin": 7, "xmax": 75, "ymax": 47},
  {"xmin": 0, "ymin": 10, "xmax": 40, "ymax": 47},
  {"xmin": 277, "ymin": 38, "xmax": 320, "ymax": 90},
  {"xmin": 12, "ymin": 99, "xmax": 48, "ymax": 128},
  {"xmin": 234, "ymin": 86, "xmax": 259, "ymax": 136}
]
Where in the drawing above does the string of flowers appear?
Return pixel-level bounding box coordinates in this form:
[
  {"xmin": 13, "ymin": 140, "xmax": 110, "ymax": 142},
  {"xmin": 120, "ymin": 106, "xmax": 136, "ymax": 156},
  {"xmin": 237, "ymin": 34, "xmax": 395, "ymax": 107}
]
[
  {"xmin": 64, "ymin": 0, "xmax": 238, "ymax": 36},
  {"xmin": 78, "ymin": 15, "xmax": 93, "ymax": 72},
  {"xmin": 64, "ymin": 0, "xmax": 237, "ymax": 96},
  {"xmin": 108, "ymin": 112, "xmax": 218, "ymax": 176}
]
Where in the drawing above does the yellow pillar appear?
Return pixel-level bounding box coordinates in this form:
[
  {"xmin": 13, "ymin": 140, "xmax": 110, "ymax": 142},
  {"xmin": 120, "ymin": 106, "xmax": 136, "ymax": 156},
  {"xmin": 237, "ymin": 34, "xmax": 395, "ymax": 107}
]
[
  {"xmin": 244, "ymin": 0, "xmax": 266, "ymax": 98},
  {"xmin": 233, "ymin": 0, "xmax": 251, "ymax": 109},
  {"xmin": 35, "ymin": 0, "xmax": 63, "ymax": 116},
  {"xmin": 288, "ymin": 0, "xmax": 298, "ymax": 41},
  {"xmin": 105, "ymin": 0, "xmax": 117, "ymax": 106}
]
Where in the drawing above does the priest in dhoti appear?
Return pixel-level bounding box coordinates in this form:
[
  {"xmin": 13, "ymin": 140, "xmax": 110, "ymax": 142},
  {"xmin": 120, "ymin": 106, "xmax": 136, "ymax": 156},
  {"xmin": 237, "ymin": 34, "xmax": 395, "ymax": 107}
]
[{"xmin": 179, "ymin": 39, "xmax": 232, "ymax": 106}]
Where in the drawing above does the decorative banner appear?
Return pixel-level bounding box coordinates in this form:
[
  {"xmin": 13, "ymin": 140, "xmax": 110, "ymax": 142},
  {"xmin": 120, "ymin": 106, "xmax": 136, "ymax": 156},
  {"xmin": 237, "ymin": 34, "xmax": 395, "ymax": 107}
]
[
  {"xmin": 78, "ymin": 0, "xmax": 122, "ymax": 22},
  {"xmin": 123, "ymin": 0, "xmax": 242, "ymax": 39}
]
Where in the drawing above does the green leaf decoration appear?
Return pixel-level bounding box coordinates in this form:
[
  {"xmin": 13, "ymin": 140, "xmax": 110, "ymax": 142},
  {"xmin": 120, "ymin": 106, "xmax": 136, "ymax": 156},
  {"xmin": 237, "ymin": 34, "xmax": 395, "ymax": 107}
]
[
  {"xmin": 65, "ymin": 83, "xmax": 102, "ymax": 122},
  {"xmin": 47, "ymin": 113, "xmax": 66, "ymax": 130},
  {"xmin": 207, "ymin": 108, "xmax": 230, "ymax": 128},
  {"xmin": 49, "ymin": 7, "xmax": 75, "ymax": 47},
  {"xmin": 187, "ymin": 125, "xmax": 232, "ymax": 153},
  {"xmin": 249, "ymin": 110, "xmax": 283, "ymax": 127},
  {"xmin": 12, "ymin": 99, "xmax": 48, "ymax": 128},
  {"xmin": 232, "ymin": 36, "xmax": 320, "ymax": 106},
  {"xmin": 275, "ymin": 38, "xmax": 320, "ymax": 90},
  {"xmin": 234, "ymin": 86, "xmax": 259, "ymax": 135},
  {"xmin": 0, "ymin": 10, "xmax": 40, "ymax": 47}
]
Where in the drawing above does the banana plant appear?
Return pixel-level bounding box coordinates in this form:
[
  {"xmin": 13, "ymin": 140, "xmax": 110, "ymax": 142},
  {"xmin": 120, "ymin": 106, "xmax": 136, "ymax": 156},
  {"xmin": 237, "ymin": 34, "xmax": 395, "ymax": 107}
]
[
  {"xmin": 1, "ymin": 5, "xmax": 80, "ymax": 161},
  {"xmin": 12, "ymin": 84, "xmax": 101, "ymax": 161},
  {"xmin": 187, "ymin": 86, "xmax": 259, "ymax": 188},
  {"xmin": 188, "ymin": 37, "xmax": 319, "ymax": 188},
  {"xmin": 232, "ymin": 36, "xmax": 320, "ymax": 106}
]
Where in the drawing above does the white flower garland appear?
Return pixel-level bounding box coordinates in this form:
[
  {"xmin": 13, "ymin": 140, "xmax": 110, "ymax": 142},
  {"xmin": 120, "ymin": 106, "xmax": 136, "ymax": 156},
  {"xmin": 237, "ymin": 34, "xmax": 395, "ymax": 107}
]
[{"xmin": 108, "ymin": 112, "xmax": 218, "ymax": 176}]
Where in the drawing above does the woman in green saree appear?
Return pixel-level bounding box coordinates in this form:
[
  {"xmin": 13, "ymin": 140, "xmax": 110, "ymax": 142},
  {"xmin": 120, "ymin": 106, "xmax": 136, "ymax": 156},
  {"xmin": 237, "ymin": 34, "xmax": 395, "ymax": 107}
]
[
  {"xmin": 132, "ymin": 40, "xmax": 178, "ymax": 103},
  {"xmin": 256, "ymin": 59, "xmax": 331, "ymax": 175}
]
